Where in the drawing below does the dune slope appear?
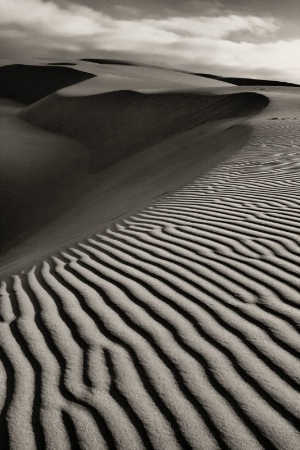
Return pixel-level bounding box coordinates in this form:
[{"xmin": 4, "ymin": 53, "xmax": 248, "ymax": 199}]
[
  {"xmin": 1, "ymin": 89, "xmax": 267, "ymax": 275},
  {"xmin": 82, "ymin": 58, "xmax": 137, "ymax": 66},
  {"xmin": 23, "ymin": 91, "xmax": 268, "ymax": 171},
  {"xmin": 0, "ymin": 112, "xmax": 88, "ymax": 252},
  {"xmin": 1, "ymin": 89, "xmax": 300, "ymax": 450},
  {"xmin": 193, "ymin": 73, "xmax": 300, "ymax": 87},
  {"xmin": 56, "ymin": 61, "xmax": 233, "ymax": 96}
]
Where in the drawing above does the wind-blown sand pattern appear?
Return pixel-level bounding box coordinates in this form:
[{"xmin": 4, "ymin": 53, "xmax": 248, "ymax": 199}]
[{"xmin": 1, "ymin": 74, "xmax": 300, "ymax": 449}]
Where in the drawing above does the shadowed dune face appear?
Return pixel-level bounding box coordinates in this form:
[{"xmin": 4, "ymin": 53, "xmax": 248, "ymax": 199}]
[
  {"xmin": 0, "ymin": 113, "xmax": 88, "ymax": 252},
  {"xmin": 59, "ymin": 63, "xmax": 233, "ymax": 96},
  {"xmin": 0, "ymin": 64, "xmax": 95, "ymax": 104},
  {"xmin": 23, "ymin": 91, "xmax": 269, "ymax": 172},
  {"xmin": 221, "ymin": 78, "xmax": 300, "ymax": 87},
  {"xmin": 0, "ymin": 59, "xmax": 266, "ymax": 265}
]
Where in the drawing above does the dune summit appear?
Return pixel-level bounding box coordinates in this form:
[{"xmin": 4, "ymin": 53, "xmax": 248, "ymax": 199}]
[{"xmin": 1, "ymin": 58, "xmax": 300, "ymax": 450}]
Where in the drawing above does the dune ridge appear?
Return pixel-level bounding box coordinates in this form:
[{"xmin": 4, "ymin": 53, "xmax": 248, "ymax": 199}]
[{"xmin": 1, "ymin": 89, "xmax": 300, "ymax": 449}]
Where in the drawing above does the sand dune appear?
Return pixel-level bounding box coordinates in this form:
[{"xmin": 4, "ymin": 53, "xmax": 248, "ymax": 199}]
[
  {"xmin": 0, "ymin": 106, "xmax": 87, "ymax": 252},
  {"xmin": 1, "ymin": 59, "xmax": 300, "ymax": 450},
  {"xmin": 82, "ymin": 58, "xmax": 137, "ymax": 66},
  {"xmin": 193, "ymin": 73, "xmax": 300, "ymax": 88},
  {"xmin": 1, "ymin": 61, "xmax": 266, "ymax": 273},
  {"xmin": 57, "ymin": 60, "xmax": 233, "ymax": 96},
  {"xmin": 0, "ymin": 64, "xmax": 95, "ymax": 104},
  {"xmin": 23, "ymin": 90, "xmax": 268, "ymax": 171},
  {"xmin": 47, "ymin": 63, "xmax": 77, "ymax": 66}
]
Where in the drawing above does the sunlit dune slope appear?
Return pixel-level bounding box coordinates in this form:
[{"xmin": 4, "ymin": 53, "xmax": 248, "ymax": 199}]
[{"xmin": 58, "ymin": 61, "xmax": 233, "ymax": 95}]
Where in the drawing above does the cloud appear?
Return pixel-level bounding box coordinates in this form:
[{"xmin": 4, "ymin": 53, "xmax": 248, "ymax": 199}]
[
  {"xmin": 57, "ymin": 0, "xmax": 223, "ymax": 19},
  {"xmin": 0, "ymin": 0, "xmax": 277, "ymax": 40},
  {"xmin": 0, "ymin": 0, "xmax": 102, "ymax": 36},
  {"xmin": 145, "ymin": 15, "xmax": 279, "ymax": 39},
  {"xmin": 0, "ymin": 0, "xmax": 299, "ymax": 83}
]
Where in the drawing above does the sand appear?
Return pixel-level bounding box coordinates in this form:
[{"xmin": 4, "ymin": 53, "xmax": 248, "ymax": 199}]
[
  {"xmin": 0, "ymin": 64, "xmax": 95, "ymax": 104},
  {"xmin": 192, "ymin": 73, "xmax": 300, "ymax": 88},
  {"xmin": 1, "ymin": 58, "xmax": 300, "ymax": 450}
]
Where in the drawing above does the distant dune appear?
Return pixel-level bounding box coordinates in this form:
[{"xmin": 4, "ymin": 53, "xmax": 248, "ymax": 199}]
[
  {"xmin": 82, "ymin": 58, "xmax": 138, "ymax": 66},
  {"xmin": 1, "ymin": 58, "xmax": 300, "ymax": 450},
  {"xmin": 47, "ymin": 62, "xmax": 77, "ymax": 66},
  {"xmin": 0, "ymin": 64, "xmax": 95, "ymax": 104},
  {"xmin": 193, "ymin": 72, "xmax": 300, "ymax": 87}
]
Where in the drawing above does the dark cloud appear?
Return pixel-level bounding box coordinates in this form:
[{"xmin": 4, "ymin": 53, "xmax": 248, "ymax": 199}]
[
  {"xmin": 56, "ymin": 0, "xmax": 300, "ymax": 20},
  {"xmin": 57, "ymin": 0, "xmax": 222, "ymax": 18}
]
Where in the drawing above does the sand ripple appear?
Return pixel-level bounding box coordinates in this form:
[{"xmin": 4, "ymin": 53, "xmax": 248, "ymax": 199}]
[{"xmin": 1, "ymin": 94, "xmax": 300, "ymax": 449}]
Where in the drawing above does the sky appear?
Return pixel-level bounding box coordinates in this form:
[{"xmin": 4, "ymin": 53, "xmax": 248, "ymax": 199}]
[{"xmin": 1, "ymin": 0, "xmax": 300, "ymax": 82}]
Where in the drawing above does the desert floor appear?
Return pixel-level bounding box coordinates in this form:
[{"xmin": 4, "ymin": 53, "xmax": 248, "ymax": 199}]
[{"xmin": 1, "ymin": 60, "xmax": 300, "ymax": 449}]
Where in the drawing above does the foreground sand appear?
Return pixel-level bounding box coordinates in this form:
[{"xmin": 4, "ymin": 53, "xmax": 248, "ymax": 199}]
[{"xmin": 1, "ymin": 61, "xmax": 300, "ymax": 449}]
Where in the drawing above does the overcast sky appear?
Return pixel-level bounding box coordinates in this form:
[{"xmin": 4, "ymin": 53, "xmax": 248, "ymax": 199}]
[{"xmin": 1, "ymin": 0, "xmax": 300, "ymax": 82}]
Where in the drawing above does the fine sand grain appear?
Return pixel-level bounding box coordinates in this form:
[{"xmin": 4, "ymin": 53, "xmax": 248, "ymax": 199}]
[{"xmin": 1, "ymin": 60, "xmax": 300, "ymax": 450}]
